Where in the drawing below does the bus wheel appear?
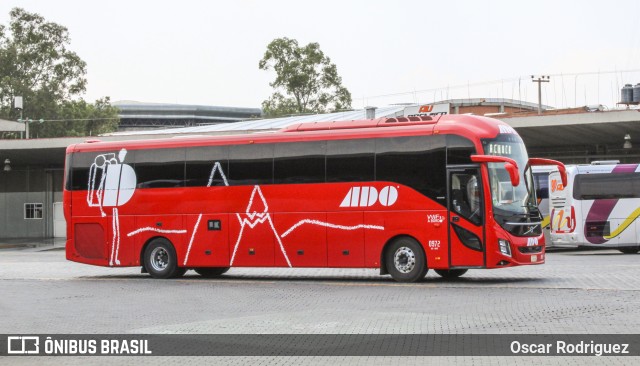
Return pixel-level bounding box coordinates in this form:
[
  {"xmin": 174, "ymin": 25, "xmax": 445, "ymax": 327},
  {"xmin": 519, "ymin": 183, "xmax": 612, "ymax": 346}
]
[
  {"xmin": 385, "ymin": 237, "xmax": 428, "ymax": 282},
  {"xmin": 143, "ymin": 238, "xmax": 183, "ymax": 279},
  {"xmin": 194, "ymin": 267, "xmax": 230, "ymax": 278},
  {"xmin": 618, "ymin": 247, "xmax": 640, "ymax": 254},
  {"xmin": 435, "ymin": 269, "xmax": 468, "ymax": 279}
]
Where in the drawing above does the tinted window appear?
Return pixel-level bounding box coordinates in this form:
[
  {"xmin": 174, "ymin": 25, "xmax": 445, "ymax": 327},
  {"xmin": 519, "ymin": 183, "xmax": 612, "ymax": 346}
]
[
  {"xmin": 376, "ymin": 135, "xmax": 446, "ymax": 200},
  {"xmin": 274, "ymin": 141, "xmax": 326, "ymax": 184},
  {"xmin": 70, "ymin": 152, "xmax": 96, "ymax": 191},
  {"xmin": 533, "ymin": 172, "xmax": 549, "ymax": 199},
  {"xmin": 135, "ymin": 149, "xmax": 185, "ymax": 188},
  {"xmin": 64, "ymin": 153, "xmax": 72, "ymax": 191},
  {"xmin": 326, "ymin": 139, "xmax": 375, "ymax": 182},
  {"xmin": 69, "ymin": 150, "xmax": 137, "ymax": 191},
  {"xmin": 452, "ymin": 224, "xmax": 483, "ymax": 251},
  {"xmin": 186, "ymin": 145, "xmax": 229, "ymax": 187},
  {"xmin": 447, "ymin": 135, "xmax": 476, "ymax": 164},
  {"xmin": 450, "ymin": 170, "xmax": 483, "ymax": 225},
  {"xmin": 228, "ymin": 144, "xmax": 273, "ymax": 185},
  {"xmin": 574, "ymin": 173, "xmax": 640, "ymax": 200}
]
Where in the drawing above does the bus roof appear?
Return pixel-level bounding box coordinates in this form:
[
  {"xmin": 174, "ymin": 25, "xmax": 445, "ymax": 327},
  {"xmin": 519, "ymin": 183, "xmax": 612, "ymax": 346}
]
[
  {"xmin": 68, "ymin": 114, "xmax": 513, "ymax": 154},
  {"xmin": 569, "ymin": 164, "xmax": 640, "ymax": 174}
]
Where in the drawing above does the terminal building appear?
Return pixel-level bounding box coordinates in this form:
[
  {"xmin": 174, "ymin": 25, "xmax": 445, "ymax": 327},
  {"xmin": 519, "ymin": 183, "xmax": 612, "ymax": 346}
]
[
  {"xmin": 1, "ymin": 98, "xmax": 639, "ymax": 240},
  {"xmin": 113, "ymin": 101, "xmax": 262, "ymax": 131}
]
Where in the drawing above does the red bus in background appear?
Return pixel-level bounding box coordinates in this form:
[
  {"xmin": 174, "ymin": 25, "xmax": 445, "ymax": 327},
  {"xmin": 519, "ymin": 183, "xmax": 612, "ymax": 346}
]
[{"xmin": 64, "ymin": 114, "xmax": 565, "ymax": 282}]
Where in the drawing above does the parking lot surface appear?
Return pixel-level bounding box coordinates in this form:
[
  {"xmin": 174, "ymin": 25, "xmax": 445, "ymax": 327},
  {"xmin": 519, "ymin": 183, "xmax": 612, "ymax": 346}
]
[{"xmin": 0, "ymin": 247, "xmax": 638, "ymax": 365}]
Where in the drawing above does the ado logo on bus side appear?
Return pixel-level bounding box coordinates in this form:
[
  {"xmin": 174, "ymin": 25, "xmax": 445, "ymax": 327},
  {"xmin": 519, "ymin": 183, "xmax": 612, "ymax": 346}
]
[{"xmin": 340, "ymin": 186, "xmax": 398, "ymax": 208}]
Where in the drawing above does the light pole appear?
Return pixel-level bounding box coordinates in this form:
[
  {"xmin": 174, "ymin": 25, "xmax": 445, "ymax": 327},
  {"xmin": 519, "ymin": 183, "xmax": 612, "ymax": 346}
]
[
  {"xmin": 14, "ymin": 96, "xmax": 25, "ymax": 138},
  {"xmin": 13, "ymin": 96, "xmax": 43, "ymax": 139},
  {"xmin": 19, "ymin": 118, "xmax": 35, "ymax": 139},
  {"xmin": 531, "ymin": 75, "xmax": 550, "ymax": 115}
]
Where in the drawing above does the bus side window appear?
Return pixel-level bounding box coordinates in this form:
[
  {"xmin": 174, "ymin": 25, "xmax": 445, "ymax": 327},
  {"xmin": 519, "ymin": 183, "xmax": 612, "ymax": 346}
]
[
  {"xmin": 228, "ymin": 144, "xmax": 274, "ymax": 186},
  {"xmin": 185, "ymin": 145, "xmax": 229, "ymax": 187},
  {"xmin": 534, "ymin": 173, "xmax": 549, "ymax": 200},
  {"xmin": 375, "ymin": 135, "xmax": 446, "ymax": 201},
  {"xmin": 274, "ymin": 141, "xmax": 326, "ymax": 184},
  {"xmin": 326, "ymin": 139, "xmax": 375, "ymax": 183},
  {"xmin": 135, "ymin": 148, "xmax": 185, "ymax": 188}
]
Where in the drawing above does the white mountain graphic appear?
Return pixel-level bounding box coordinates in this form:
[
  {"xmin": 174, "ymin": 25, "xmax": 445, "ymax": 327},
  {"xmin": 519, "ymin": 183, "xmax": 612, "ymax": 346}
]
[{"xmin": 231, "ymin": 185, "xmax": 292, "ymax": 267}]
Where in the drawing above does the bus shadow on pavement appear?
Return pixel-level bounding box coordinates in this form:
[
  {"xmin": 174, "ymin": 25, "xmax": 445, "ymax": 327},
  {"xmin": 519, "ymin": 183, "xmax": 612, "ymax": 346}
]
[
  {"xmin": 549, "ymin": 248, "xmax": 630, "ymax": 256},
  {"xmin": 83, "ymin": 273, "xmax": 545, "ymax": 285},
  {"xmin": 166, "ymin": 274, "xmax": 543, "ymax": 285},
  {"xmin": 562, "ymin": 251, "xmax": 637, "ymax": 256}
]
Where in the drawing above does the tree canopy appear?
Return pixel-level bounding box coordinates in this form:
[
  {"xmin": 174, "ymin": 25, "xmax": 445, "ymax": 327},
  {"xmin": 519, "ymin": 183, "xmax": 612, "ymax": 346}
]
[
  {"xmin": 0, "ymin": 8, "xmax": 118, "ymax": 138},
  {"xmin": 259, "ymin": 37, "xmax": 352, "ymax": 117}
]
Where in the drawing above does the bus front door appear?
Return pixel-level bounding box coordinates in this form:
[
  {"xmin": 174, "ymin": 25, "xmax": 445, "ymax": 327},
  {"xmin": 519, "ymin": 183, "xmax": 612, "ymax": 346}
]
[{"xmin": 448, "ymin": 168, "xmax": 485, "ymax": 267}]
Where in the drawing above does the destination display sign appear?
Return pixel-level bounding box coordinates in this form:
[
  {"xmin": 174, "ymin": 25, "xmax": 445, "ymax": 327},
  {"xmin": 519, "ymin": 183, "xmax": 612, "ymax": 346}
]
[{"xmin": 486, "ymin": 143, "xmax": 513, "ymax": 156}]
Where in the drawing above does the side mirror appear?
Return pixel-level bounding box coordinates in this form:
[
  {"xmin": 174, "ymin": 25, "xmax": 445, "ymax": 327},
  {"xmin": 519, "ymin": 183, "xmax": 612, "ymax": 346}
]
[
  {"xmin": 470, "ymin": 155, "xmax": 520, "ymax": 187},
  {"xmin": 504, "ymin": 162, "xmax": 520, "ymax": 187},
  {"xmin": 528, "ymin": 158, "xmax": 567, "ymax": 187}
]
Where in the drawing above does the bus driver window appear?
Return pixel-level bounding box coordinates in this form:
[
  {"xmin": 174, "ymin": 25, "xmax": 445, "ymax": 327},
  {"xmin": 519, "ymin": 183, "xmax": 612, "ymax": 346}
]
[{"xmin": 451, "ymin": 173, "xmax": 482, "ymax": 225}]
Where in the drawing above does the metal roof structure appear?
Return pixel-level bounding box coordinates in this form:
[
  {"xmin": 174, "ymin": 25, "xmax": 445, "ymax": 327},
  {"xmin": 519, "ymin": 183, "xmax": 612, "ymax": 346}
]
[
  {"xmin": 439, "ymin": 98, "xmax": 552, "ymax": 110},
  {"xmin": 114, "ymin": 101, "xmax": 262, "ymax": 129},
  {"xmin": 104, "ymin": 105, "xmax": 408, "ymax": 137}
]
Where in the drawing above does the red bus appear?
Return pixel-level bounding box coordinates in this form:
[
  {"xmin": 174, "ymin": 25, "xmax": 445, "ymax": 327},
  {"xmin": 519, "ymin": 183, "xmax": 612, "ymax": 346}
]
[{"xmin": 64, "ymin": 114, "xmax": 565, "ymax": 282}]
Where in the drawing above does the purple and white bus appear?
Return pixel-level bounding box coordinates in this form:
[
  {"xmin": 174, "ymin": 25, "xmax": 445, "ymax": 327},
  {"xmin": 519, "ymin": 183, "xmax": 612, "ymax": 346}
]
[{"xmin": 549, "ymin": 162, "xmax": 640, "ymax": 253}]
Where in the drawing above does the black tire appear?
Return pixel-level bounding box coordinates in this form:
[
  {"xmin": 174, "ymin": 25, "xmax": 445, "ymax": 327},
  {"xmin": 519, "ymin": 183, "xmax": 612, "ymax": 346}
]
[
  {"xmin": 618, "ymin": 246, "xmax": 640, "ymax": 254},
  {"xmin": 435, "ymin": 269, "xmax": 468, "ymax": 279},
  {"xmin": 143, "ymin": 238, "xmax": 183, "ymax": 279},
  {"xmin": 194, "ymin": 267, "xmax": 230, "ymax": 278},
  {"xmin": 385, "ymin": 237, "xmax": 428, "ymax": 282}
]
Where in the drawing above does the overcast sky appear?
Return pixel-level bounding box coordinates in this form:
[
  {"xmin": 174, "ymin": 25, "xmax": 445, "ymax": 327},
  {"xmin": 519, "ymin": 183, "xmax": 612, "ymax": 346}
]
[{"xmin": 1, "ymin": 0, "xmax": 640, "ymax": 110}]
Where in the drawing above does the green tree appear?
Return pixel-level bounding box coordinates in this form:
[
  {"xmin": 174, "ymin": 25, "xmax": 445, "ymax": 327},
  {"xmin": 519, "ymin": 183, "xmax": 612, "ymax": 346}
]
[
  {"xmin": 30, "ymin": 97, "xmax": 119, "ymax": 138},
  {"xmin": 0, "ymin": 8, "xmax": 118, "ymax": 138},
  {"xmin": 259, "ymin": 37, "xmax": 352, "ymax": 117}
]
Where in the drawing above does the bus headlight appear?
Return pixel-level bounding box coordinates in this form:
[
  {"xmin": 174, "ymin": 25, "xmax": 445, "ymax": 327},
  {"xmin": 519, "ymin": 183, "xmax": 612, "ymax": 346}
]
[{"xmin": 498, "ymin": 239, "xmax": 512, "ymax": 257}]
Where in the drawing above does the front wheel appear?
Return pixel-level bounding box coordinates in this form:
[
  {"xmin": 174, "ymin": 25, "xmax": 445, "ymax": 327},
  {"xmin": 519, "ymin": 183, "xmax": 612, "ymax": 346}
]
[
  {"xmin": 435, "ymin": 269, "xmax": 468, "ymax": 279},
  {"xmin": 195, "ymin": 267, "xmax": 230, "ymax": 278},
  {"xmin": 143, "ymin": 238, "xmax": 184, "ymax": 279},
  {"xmin": 385, "ymin": 237, "xmax": 428, "ymax": 282},
  {"xmin": 619, "ymin": 246, "xmax": 639, "ymax": 254}
]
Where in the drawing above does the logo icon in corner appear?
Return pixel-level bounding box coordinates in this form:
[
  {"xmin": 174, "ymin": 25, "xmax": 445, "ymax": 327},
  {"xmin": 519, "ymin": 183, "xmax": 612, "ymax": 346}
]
[
  {"xmin": 7, "ymin": 336, "xmax": 40, "ymax": 354},
  {"xmin": 340, "ymin": 186, "xmax": 398, "ymax": 208},
  {"xmin": 418, "ymin": 105, "xmax": 434, "ymax": 113}
]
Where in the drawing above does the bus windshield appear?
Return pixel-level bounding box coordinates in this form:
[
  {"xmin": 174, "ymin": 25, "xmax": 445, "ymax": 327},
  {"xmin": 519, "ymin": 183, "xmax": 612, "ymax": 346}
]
[{"xmin": 482, "ymin": 134, "xmax": 540, "ymax": 234}]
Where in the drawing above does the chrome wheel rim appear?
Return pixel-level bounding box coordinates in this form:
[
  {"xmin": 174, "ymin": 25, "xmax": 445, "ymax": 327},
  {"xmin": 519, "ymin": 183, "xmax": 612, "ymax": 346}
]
[
  {"xmin": 394, "ymin": 246, "xmax": 416, "ymax": 273},
  {"xmin": 150, "ymin": 247, "xmax": 169, "ymax": 272}
]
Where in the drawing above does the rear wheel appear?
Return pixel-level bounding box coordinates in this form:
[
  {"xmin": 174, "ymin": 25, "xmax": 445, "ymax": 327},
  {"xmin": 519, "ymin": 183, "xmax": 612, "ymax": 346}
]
[
  {"xmin": 618, "ymin": 246, "xmax": 640, "ymax": 254},
  {"xmin": 435, "ymin": 269, "xmax": 468, "ymax": 279},
  {"xmin": 143, "ymin": 238, "xmax": 184, "ymax": 279},
  {"xmin": 194, "ymin": 267, "xmax": 230, "ymax": 278},
  {"xmin": 385, "ymin": 237, "xmax": 428, "ymax": 282}
]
